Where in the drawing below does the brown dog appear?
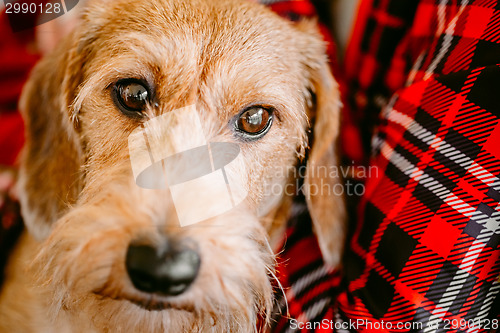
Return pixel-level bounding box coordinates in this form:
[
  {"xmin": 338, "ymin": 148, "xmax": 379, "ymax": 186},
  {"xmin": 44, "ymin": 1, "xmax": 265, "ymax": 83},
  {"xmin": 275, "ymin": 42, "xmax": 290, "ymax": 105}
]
[{"xmin": 0, "ymin": 0, "xmax": 345, "ymax": 331}]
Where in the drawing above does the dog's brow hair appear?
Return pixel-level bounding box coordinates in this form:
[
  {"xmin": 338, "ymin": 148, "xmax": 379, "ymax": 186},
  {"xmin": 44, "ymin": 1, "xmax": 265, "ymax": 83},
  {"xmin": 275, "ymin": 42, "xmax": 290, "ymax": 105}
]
[
  {"xmin": 117, "ymin": 32, "xmax": 200, "ymax": 68},
  {"xmin": 117, "ymin": 33, "xmax": 167, "ymax": 65}
]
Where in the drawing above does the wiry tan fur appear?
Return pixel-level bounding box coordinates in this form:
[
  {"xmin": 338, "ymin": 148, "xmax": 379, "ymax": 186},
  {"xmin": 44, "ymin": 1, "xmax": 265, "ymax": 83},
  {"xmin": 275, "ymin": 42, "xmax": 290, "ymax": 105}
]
[{"xmin": 0, "ymin": 0, "xmax": 345, "ymax": 332}]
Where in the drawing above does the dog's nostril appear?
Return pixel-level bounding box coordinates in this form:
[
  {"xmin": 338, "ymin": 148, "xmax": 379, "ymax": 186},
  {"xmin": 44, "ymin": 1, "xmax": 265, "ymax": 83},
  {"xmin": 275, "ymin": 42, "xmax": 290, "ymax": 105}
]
[{"xmin": 125, "ymin": 243, "xmax": 201, "ymax": 296}]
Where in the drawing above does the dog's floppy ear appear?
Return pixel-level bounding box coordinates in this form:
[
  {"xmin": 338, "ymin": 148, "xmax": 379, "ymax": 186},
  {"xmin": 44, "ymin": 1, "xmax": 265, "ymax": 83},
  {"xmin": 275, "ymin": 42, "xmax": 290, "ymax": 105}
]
[
  {"xmin": 298, "ymin": 21, "xmax": 347, "ymax": 268},
  {"xmin": 18, "ymin": 32, "xmax": 84, "ymax": 240}
]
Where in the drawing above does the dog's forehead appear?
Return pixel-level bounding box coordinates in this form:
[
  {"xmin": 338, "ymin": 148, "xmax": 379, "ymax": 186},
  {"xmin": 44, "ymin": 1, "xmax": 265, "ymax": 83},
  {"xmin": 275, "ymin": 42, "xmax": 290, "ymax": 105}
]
[
  {"xmin": 77, "ymin": 0, "xmax": 315, "ymax": 116},
  {"xmin": 85, "ymin": 0, "xmax": 299, "ymax": 50}
]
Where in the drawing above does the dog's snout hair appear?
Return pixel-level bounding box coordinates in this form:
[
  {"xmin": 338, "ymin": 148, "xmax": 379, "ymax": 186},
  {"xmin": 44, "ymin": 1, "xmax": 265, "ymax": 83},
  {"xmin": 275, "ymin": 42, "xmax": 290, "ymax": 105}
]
[{"xmin": 0, "ymin": 0, "xmax": 346, "ymax": 332}]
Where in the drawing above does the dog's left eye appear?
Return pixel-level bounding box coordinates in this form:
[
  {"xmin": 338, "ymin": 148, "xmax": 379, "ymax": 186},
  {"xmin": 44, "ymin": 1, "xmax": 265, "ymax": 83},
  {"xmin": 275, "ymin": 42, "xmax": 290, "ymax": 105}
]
[
  {"xmin": 235, "ymin": 106, "xmax": 273, "ymax": 138},
  {"xmin": 113, "ymin": 80, "xmax": 150, "ymax": 115}
]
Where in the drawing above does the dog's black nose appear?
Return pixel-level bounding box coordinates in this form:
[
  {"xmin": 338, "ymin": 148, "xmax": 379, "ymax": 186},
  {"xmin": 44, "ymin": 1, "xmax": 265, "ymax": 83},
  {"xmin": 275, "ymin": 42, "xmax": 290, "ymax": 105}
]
[{"xmin": 125, "ymin": 242, "xmax": 200, "ymax": 296}]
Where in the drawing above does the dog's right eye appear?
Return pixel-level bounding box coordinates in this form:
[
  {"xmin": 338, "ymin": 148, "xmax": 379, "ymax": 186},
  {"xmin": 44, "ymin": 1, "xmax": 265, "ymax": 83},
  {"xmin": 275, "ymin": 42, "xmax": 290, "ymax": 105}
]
[{"xmin": 113, "ymin": 79, "xmax": 150, "ymax": 116}]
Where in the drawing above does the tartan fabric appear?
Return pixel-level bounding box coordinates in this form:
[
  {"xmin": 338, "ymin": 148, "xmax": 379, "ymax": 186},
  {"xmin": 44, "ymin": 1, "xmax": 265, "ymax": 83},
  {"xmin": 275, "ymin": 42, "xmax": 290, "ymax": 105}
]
[
  {"xmin": 343, "ymin": 0, "xmax": 420, "ymax": 157},
  {"xmin": 274, "ymin": 0, "xmax": 500, "ymax": 332},
  {"xmin": 337, "ymin": 0, "xmax": 500, "ymax": 331}
]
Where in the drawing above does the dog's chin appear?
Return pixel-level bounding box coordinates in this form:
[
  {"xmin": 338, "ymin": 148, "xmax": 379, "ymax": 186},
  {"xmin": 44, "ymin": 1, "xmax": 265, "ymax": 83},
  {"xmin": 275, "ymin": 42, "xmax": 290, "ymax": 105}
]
[
  {"xmin": 59, "ymin": 291, "xmax": 203, "ymax": 332},
  {"xmin": 93, "ymin": 288, "xmax": 196, "ymax": 312},
  {"xmin": 65, "ymin": 285, "xmax": 269, "ymax": 333},
  {"xmin": 43, "ymin": 283, "xmax": 253, "ymax": 332}
]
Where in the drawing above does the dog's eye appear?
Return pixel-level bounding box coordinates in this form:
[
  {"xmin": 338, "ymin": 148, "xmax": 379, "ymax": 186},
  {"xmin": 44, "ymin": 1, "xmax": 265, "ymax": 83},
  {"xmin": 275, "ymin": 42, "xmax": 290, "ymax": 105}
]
[
  {"xmin": 235, "ymin": 107, "xmax": 273, "ymax": 137},
  {"xmin": 113, "ymin": 80, "xmax": 150, "ymax": 115}
]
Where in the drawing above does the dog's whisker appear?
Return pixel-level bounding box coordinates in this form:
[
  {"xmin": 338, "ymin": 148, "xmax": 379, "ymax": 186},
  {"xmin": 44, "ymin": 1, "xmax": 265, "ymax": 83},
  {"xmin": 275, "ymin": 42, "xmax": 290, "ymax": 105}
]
[{"xmin": 266, "ymin": 264, "xmax": 288, "ymax": 316}]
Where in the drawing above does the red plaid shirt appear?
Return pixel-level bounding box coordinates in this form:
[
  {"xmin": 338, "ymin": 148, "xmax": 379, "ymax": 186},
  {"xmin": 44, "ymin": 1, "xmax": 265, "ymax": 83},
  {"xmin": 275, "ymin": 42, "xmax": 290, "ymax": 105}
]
[{"xmin": 273, "ymin": 0, "xmax": 500, "ymax": 332}]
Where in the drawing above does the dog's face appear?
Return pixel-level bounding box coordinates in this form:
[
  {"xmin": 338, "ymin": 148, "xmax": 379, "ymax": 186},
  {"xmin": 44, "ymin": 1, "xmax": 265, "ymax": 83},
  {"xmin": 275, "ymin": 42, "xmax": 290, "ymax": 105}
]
[{"xmin": 18, "ymin": 0, "xmax": 344, "ymax": 331}]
